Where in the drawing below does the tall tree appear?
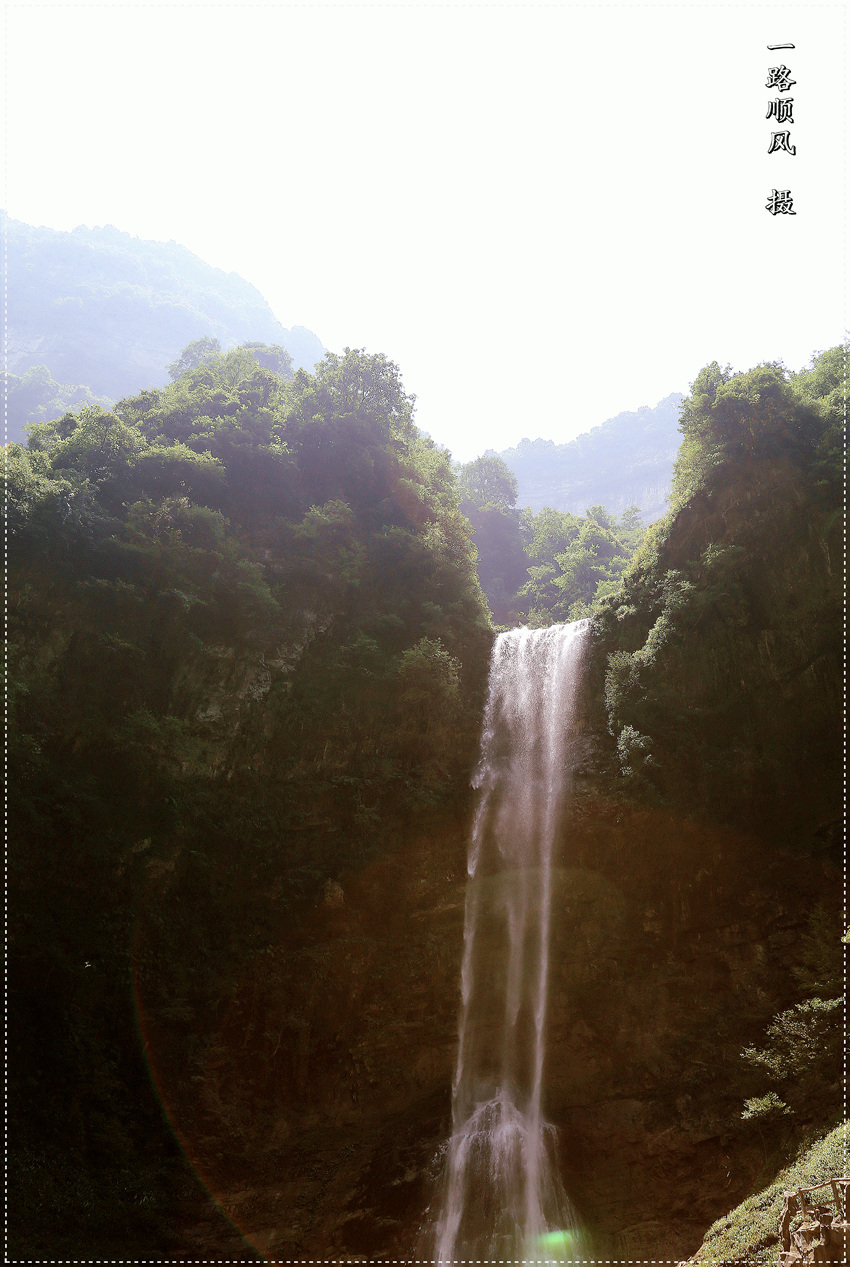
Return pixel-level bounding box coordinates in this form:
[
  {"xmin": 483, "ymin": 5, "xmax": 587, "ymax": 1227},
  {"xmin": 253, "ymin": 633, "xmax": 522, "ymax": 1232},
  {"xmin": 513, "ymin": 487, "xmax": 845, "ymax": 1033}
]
[
  {"xmin": 166, "ymin": 336, "xmax": 221, "ymax": 381},
  {"xmin": 457, "ymin": 452, "xmax": 518, "ymax": 510},
  {"xmin": 457, "ymin": 453, "xmax": 525, "ymax": 625}
]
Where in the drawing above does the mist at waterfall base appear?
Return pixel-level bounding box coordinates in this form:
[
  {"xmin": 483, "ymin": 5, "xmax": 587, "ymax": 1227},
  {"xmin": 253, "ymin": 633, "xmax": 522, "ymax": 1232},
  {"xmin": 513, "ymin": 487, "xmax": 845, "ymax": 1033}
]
[{"xmin": 421, "ymin": 621, "xmax": 590, "ymax": 1263}]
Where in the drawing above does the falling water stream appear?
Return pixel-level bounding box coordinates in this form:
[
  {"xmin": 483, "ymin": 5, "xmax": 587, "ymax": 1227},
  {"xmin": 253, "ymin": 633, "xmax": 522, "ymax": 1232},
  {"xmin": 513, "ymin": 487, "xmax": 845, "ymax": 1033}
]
[{"xmin": 428, "ymin": 621, "xmax": 589, "ymax": 1263}]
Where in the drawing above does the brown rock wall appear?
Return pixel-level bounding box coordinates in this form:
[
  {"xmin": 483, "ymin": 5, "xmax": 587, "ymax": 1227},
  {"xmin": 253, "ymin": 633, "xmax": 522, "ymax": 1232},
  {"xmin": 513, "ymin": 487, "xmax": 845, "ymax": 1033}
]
[{"xmin": 135, "ymin": 792, "xmax": 840, "ymax": 1260}]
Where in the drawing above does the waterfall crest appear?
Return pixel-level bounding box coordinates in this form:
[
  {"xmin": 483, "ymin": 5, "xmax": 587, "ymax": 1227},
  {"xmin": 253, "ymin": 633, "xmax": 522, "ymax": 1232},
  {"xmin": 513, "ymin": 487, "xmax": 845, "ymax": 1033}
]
[{"xmin": 430, "ymin": 621, "xmax": 588, "ymax": 1263}]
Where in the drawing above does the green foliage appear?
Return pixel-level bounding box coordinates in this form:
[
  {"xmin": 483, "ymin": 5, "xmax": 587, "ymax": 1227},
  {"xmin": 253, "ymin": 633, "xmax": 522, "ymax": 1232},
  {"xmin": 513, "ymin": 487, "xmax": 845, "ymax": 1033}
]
[
  {"xmin": 597, "ymin": 346, "xmax": 843, "ymax": 815},
  {"xmin": 241, "ymin": 341, "xmax": 294, "ymax": 379},
  {"xmin": 792, "ymin": 902, "xmax": 847, "ymax": 997},
  {"xmin": 128, "ymin": 442, "xmax": 227, "ymax": 506},
  {"xmin": 790, "ymin": 342, "xmax": 847, "ymax": 488},
  {"xmin": 390, "ymin": 638, "xmax": 463, "ymax": 800},
  {"xmin": 50, "ymin": 406, "xmax": 146, "ymax": 482},
  {"xmin": 690, "ymin": 1124, "xmax": 846, "ymax": 1267},
  {"xmin": 454, "ymin": 453, "xmax": 525, "ymax": 624},
  {"xmin": 4, "ymin": 442, "xmax": 57, "ymax": 527},
  {"xmin": 618, "ymin": 503, "xmax": 645, "ymax": 540},
  {"xmin": 463, "ymin": 505, "xmax": 528, "ymax": 626},
  {"xmin": 312, "ymin": 346, "xmax": 416, "ymax": 437},
  {"xmin": 615, "ymin": 723, "xmax": 654, "ymax": 779},
  {"xmin": 520, "ymin": 505, "xmax": 645, "ymax": 628},
  {"xmin": 455, "ymin": 441, "xmax": 652, "ymax": 627},
  {"xmin": 4, "ymin": 438, "xmax": 115, "ymax": 556},
  {"xmin": 166, "ymin": 335, "xmax": 222, "ymax": 380},
  {"xmin": 671, "ymin": 360, "xmax": 734, "ymax": 500},
  {"xmin": 282, "ymin": 348, "xmax": 417, "ymax": 513},
  {"xmin": 742, "ymin": 1091, "xmax": 792, "ymax": 1121},
  {"xmin": 672, "ymin": 352, "xmax": 839, "ymax": 505},
  {"xmin": 522, "ymin": 505, "xmax": 582, "ymax": 563},
  {"xmin": 112, "ymin": 352, "xmax": 298, "ymax": 526},
  {"xmin": 741, "ymin": 998, "xmax": 843, "ymax": 1084},
  {"xmin": 5, "ymin": 364, "xmax": 110, "ymax": 441},
  {"xmin": 296, "ymin": 496, "xmax": 356, "ymax": 541},
  {"xmin": 6, "ymin": 343, "xmax": 492, "ymax": 1248},
  {"xmin": 457, "ymin": 452, "xmax": 518, "ymax": 510},
  {"xmin": 552, "ymin": 516, "xmax": 630, "ymax": 617},
  {"xmin": 739, "ymin": 905, "xmax": 844, "ymax": 1125},
  {"xmin": 453, "ymin": 465, "xmax": 647, "ymax": 629},
  {"xmin": 618, "ymin": 508, "xmax": 675, "ymax": 587},
  {"xmin": 601, "ymin": 554, "xmax": 728, "ymax": 781}
]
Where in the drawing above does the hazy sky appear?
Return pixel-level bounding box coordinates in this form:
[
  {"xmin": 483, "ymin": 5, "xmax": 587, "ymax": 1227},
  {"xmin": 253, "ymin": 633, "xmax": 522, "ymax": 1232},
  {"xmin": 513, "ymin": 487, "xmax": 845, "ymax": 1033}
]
[{"xmin": 4, "ymin": 2, "xmax": 846, "ymax": 461}]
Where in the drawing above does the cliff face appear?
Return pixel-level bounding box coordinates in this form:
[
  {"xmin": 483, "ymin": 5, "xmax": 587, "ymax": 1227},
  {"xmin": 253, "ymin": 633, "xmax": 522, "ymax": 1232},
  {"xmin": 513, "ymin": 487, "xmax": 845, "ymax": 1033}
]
[
  {"xmin": 130, "ymin": 811, "xmax": 839, "ymax": 1259},
  {"xmin": 545, "ymin": 803, "xmax": 841, "ymax": 1258},
  {"xmin": 127, "ymin": 799, "xmax": 840, "ymax": 1259},
  {"xmin": 589, "ymin": 453, "xmax": 842, "ymax": 839},
  {"xmin": 562, "ymin": 472, "xmax": 673, "ymax": 522},
  {"xmin": 9, "ymin": 369, "xmax": 842, "ymax": 1257},
  {"xmin": 501, "ymin": 393, "xmax": 683, "ymax": 523},
  {"xmin": 7, "ymin": 348, "xmax": 496, "ymax": 1257},
  {"xmin": 127, "ymin": 456, "xmax": 841, "ymax": 1262}
]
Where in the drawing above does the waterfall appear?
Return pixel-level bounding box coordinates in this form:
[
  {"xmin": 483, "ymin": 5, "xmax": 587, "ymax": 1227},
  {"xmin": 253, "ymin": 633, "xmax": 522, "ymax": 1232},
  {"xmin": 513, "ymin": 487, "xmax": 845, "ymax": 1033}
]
[{"xmin": 429, "ymin": 620, "xmax": 588, "ymax": 1263}]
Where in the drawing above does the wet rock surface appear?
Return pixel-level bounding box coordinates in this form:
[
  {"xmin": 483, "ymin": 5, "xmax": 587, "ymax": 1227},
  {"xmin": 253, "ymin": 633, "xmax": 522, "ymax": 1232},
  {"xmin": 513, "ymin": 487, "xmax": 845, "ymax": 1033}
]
[
  {"xmin": 126, "ymin": 461, "xmax": 842, "ymax": 1258},
  {"xmin": 12, "ymin": 439, "xmax": 840, "ymax": 1258},
  {"xmin": 133, "ymin": 797, "xmax": 840, "ymax": 1260}
]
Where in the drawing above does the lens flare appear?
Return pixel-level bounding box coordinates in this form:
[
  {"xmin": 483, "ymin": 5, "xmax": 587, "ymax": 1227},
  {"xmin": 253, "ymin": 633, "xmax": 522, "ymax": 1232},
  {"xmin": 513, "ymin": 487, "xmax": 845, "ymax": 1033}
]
[{"xmin": 531, "ymin": 1225, "xmax": 586, "ymax": 1260}]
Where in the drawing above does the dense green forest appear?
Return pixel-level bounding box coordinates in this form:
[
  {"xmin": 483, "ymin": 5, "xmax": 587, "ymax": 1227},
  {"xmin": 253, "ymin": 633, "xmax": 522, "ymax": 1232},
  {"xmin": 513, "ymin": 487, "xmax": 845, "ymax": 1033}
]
[
  {"xmin": 7, "ymin": 343, "xmax": 492, "ymax": 1252},
  {"xmin": 591, "ymin": 348, "xmax": 843, "ymax": 823},
  {"xmin": 6, "ymin": 338, "xmax": 845, "ymax": 1258},
  {"xmin": 455, "ymin": 451, "xmax": 647, "ymax": 626},
  {"xmin": 4, "ymin": 216, "xmax": 325, "ymax": 442}
]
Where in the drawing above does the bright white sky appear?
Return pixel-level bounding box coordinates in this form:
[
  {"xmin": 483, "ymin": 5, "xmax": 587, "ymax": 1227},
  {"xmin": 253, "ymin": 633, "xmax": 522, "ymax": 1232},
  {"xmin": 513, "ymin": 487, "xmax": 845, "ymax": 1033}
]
[{"xmin": 4, "ymin": 2, "xmax": 847, "ymax": 461}]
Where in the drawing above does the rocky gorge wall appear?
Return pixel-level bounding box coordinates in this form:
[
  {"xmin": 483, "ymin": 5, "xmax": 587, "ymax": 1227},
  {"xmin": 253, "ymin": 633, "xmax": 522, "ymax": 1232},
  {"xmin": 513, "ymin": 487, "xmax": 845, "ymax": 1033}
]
[
  {"xmin": 588, "ymin": 452, "xmax": 843, "ymax": 839},
  {"xmin": 10, "ymin": 419, "xmax": 842, "ymax": 1258},
  {"xmin": 130, "ymin": 451, "xmax": 845, "ymax": 1260},
  {"xmin": 133, "ymin": 793, "xmax": 839, "ymax": 1260},
  {"xmin": 135, "ymin": 594, "xmax": 841, "ymax": 1260}
]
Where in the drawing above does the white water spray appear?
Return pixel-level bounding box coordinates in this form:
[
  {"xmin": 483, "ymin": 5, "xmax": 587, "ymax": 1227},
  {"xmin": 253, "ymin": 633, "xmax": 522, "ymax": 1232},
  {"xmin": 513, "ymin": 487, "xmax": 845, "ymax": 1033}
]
[{"xmin": 430, "ymin": 621, "xmax": 588, "ymax": 1263}]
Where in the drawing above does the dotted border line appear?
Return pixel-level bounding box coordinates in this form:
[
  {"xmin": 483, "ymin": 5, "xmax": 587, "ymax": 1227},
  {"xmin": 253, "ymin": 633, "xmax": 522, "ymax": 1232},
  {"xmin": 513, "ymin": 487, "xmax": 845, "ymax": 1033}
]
[
  {"xmin": 2, "ymin": 4, "xmax": 849, "ymax": 8},
  {"xmin": 3, "ymin": 0, "xmax": 9, "ymax": 1261},
  {"xmin": 843, "ymin": 0, "xmax": 848, "ymax": 1198}
]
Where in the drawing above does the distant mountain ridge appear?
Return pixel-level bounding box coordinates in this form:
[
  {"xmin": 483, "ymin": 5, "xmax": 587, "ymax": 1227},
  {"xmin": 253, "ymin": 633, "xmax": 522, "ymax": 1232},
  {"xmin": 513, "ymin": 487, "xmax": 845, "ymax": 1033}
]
[
  {"xmin": 4, "ymin": 215, "xmax": 325, "ymax": 439},
  {"xmin": 499, "ymin": 392, "xmax": 684, "ymax": 523}
]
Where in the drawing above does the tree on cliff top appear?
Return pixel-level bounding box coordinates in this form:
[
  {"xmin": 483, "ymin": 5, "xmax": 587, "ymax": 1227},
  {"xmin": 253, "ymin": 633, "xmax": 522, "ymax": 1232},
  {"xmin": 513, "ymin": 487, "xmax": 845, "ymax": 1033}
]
[
  {"xmin": 672, "ymin": 353, "xmax": 837, "ymax": 505},
  {"xmin": 455, "ymin": 453, "xmax": 525, "ymax": 625},
  {"xmin": 457, "ymin": 452, "xmax": 518, "ymax": 510},
  {"xmin": 166, "ymin": 336, "xmax": 222, "ymax": 380},
  {"xmin": 598, "ymin": 344, "xmax": 844, "ymax": 813}
]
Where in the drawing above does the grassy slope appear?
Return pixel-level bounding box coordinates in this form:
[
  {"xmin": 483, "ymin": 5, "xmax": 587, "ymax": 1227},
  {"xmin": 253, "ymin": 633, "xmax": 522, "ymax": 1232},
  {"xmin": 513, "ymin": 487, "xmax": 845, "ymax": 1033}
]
[{"xmin": 689, "ymin": 1123, "xmax": 847, "ymax": 1265}]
